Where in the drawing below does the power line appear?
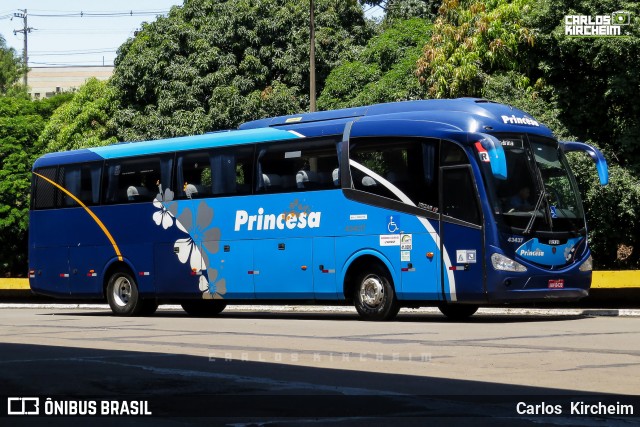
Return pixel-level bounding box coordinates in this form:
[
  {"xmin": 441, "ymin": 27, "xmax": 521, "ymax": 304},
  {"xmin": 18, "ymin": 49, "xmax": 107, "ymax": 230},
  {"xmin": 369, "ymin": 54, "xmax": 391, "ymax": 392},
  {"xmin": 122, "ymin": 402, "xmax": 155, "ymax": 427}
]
[
  {"xmin": 30, "ymin": 49, "xmax": 117, "ymax": 57},
  {"xmin": 30, "ymin": 47, "xmax": 119, "ymax": 54},
  {"xmin": 29, "ymin": 10, "xmax": 170, "ymax": 18},
  {"xmin": 34, "ymin": 29, "xmax": 135, "ymax": 35},
  {"xmin": 29, "ymin": 8, "xmax": 169, "ymax": 13},
  {"xmin": 30, "ymin": 61, "xmax": 115, "ymax": 66}
]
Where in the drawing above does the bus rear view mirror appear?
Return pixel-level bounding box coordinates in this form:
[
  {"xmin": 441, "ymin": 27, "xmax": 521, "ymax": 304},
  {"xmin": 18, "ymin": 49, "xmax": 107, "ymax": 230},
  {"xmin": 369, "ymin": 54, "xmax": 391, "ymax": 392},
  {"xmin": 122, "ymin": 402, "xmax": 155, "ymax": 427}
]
[
  {"xmin": 560, "ymin": 141, "xmax": 609, "ymax": 186},
  {"xmin": 476, "ymin": 134, "xmax": 507, "ymax": 180}
]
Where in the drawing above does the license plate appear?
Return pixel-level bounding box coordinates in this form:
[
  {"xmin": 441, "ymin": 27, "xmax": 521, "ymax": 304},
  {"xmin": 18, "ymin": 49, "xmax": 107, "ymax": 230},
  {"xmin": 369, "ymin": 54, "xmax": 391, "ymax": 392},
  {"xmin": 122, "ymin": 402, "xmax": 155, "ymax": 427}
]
[{"xmin": 548, "ymin": 279, "xmax": 564, "ymax": 289}]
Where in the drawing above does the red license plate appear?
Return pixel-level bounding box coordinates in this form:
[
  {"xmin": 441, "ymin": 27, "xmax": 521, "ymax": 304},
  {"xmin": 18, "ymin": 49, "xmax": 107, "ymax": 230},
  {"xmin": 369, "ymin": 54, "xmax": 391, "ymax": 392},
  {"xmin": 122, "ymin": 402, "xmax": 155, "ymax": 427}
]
[{"xmin": 548, "ymin": 279, "xmax": 564, "ymax": 289}]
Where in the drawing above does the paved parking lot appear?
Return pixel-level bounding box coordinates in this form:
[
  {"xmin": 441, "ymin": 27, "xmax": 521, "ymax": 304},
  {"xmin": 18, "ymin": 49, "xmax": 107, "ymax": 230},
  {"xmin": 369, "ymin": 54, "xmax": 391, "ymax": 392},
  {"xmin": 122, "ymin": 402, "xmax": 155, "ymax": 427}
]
[{"xmin": 1, "ymin": 306, "xmax": 639, "ymax": 425}]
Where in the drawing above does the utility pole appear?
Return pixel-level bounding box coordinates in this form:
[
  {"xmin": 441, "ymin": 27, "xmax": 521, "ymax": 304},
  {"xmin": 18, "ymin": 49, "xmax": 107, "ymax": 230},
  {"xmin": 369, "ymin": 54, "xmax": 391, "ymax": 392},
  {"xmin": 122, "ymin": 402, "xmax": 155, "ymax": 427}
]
[
  {"xmin": 309, "ymin": 0, "xmax": 316, "ymax": 112},
  {"xmin": 13, "ymin": 9, "xmax": 33, "ymax": 87}
]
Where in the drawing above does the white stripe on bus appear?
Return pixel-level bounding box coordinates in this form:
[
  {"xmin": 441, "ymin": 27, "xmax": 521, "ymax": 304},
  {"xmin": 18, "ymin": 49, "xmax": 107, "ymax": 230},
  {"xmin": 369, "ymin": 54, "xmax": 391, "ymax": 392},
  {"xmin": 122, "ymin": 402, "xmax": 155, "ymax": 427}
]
[{"xmin": 349, "ymin": 160, "xmax": 457, "ymax": 301}]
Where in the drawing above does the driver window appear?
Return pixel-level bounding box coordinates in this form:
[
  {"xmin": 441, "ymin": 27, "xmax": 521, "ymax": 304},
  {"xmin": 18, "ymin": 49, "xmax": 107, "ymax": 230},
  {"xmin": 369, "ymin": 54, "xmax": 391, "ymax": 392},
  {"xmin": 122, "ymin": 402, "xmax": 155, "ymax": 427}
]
[{"xmin": 349, "ymin": 138, "xmax": 439, "ymax": 210}]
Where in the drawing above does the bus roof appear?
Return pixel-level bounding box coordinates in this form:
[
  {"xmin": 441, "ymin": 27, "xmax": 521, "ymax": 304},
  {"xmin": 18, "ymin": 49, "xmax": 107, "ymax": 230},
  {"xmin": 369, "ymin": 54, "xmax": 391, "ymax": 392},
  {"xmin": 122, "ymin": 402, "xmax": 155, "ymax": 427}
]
[
  {"xmin": 34, "ymin": 98, "xmax": 554, "ymax": 169},
  {"xmin": 33, "ymin": 127, "xmax": 302, "ymax": 169},
  {"xmin": 240, "ymin": 98, "xmax": 553, "ymax": 139}
]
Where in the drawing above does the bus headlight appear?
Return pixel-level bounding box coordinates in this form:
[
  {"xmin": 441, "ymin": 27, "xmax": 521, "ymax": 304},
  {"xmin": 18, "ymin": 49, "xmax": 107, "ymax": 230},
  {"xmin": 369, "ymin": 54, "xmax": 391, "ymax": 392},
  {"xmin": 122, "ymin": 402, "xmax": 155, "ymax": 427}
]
[
  {"xmin": 491, "ymin": 253, "xmax": 527, "ymax": 272},
  {"xmin": 579, "ymin": 255, "xmax": 593, "ymax": 272}
]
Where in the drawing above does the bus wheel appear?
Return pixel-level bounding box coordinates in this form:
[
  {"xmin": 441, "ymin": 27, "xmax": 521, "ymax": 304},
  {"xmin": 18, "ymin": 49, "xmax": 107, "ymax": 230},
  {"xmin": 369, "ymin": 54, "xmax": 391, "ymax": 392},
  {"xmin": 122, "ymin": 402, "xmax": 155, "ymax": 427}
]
[
  {"xmin": 353, "ymin": 268, "xmax": 399, "ymax": 321},
  {"xmin": 181, "ymin": 300, "xmax": 227, "ymax": 317},
  {"xmin": 139, "ymin": 300, "xmax": 159, "ymax": 316},
  {"xmin": 106, "ymin": 270, "xmax": 143, "ymax": 316},
  {"xmin": 438, "ymin": 303, "xmax": 478, "ymax": 320}
]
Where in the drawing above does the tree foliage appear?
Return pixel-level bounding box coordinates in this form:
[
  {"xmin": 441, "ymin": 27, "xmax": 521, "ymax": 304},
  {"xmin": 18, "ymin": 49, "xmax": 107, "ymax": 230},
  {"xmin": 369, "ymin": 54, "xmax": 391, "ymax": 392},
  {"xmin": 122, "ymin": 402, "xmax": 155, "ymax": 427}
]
[
  {"xmin": 111, "ymin": 0, "xmax": 371, "ymax": 141},
  {"xmin": 362, "ymin": 0, "xmax": 442, "ymax": 22},
  {"xmin": 1, "ymin": 0, "xmax": 639, "ymax": 272},
  {"xmin": 0, "ymin": 94, "xmax": 72, "ymax": 276},
  {"xmin": 525, "ymin": 0, "xmax": 640, "ymax": 172},
  {"xmin": 569, "ymin": 149, "xmax": 640, "ymax": 269},
  {"xmin": 0, "ymin": 35, "xmax": 26, "ymax": 95},
  {"xmin": 416, "ymin": 0, "xmax": 534, "ymax": 98},
  {"xmin": 319, "ymin": 18, "xmax": 432, "ymax": 109},
  {"xmin": 38, "ymin": 78, "xmax": 119, "ymax": 153}
]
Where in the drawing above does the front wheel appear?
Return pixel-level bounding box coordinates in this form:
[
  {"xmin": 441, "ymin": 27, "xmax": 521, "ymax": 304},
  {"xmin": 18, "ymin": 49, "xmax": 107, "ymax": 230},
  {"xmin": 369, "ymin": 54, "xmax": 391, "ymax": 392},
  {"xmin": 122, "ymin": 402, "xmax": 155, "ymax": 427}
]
[
  {"xmin": 438, "ymin": 303, "xmax": 479, "ymax": 320},
  {"xmin": 353, "ymin": 268, "xmax": 400, "ymax": 321},
  {"xmin": 106, "ymin": 270, "xmax": 145, "ymax": 316}
]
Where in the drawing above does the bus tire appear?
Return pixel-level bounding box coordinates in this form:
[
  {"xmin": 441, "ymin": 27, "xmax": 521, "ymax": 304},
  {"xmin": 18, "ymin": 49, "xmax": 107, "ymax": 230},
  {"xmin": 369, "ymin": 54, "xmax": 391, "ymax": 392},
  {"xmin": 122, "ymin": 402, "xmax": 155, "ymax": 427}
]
[
  {"xmin": 353, "ymin": 267, "xmax": 399, "ymax": 321},
  {"xmin": 139, "ymin": 300, "xmax": 159, "ymax": 316},
  {"xmin": 438, "ymin": 303, "xmax": 478, "ymax": 320},
  {"xmin": 106, "ymin": 270, "xmax": 144, "ymax": 316},
  {"xmin": 181, "ymin": 300, "xmax": 227, "ymax": 317}
]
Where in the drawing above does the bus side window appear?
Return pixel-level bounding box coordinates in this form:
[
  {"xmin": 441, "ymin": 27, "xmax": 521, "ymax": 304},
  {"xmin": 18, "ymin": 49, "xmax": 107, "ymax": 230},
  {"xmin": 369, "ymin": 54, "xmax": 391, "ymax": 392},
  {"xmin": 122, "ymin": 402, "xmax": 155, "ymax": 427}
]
[
  {"xmin": 256, "ymin": 139, "xmax": 338, "ymax": 194},
  {"xmin": 60, "ymin": 163, "xmax": 102, "ymax": 207},
  {"xmin": 176, "ymin": 152, "xmax": 210, "ymax": 199},
  {"xmin": 441, "ymin": 167, "xmax": 481, "ymax": 225},
  {"xmin": 103, "ymin": 156, "xmax": 170, "ymax": 204},
  {"xmin": 176, "ymin": 147, "xmax": 253, "ymax": 199},
  {"xmin": 32, "ymin": 167, "xmax": 58, "ymax": 210},
  {"xmin": 441, "ymin": 141, "xmax": 470, "ymax": 166},
  {"xmin": 348, "ymin": 137, "xmax": 439, "ymax": 209}
]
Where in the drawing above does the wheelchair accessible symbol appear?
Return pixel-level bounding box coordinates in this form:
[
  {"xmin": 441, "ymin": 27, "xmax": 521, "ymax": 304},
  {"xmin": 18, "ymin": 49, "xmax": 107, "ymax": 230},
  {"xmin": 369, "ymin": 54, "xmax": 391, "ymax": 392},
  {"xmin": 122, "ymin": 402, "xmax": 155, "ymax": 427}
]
[{"xmin": 387, "ymin": 216, "xmax": 400, "ymax": 233}]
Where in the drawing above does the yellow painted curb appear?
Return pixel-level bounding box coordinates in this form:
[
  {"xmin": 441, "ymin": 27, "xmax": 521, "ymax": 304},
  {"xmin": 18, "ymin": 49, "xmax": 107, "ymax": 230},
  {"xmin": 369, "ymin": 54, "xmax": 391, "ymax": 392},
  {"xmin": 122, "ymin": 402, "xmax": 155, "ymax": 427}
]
[
  {"xmin": 591, "ymin": 271, "xmax": 640, "ymax": 289},
  {"xmin": 1, "ymin": 271, "xmax": 639, "ymax": 291},
  {"xmin": 0, "ymin": 278, "xmax": 30, "ymax": 290}
]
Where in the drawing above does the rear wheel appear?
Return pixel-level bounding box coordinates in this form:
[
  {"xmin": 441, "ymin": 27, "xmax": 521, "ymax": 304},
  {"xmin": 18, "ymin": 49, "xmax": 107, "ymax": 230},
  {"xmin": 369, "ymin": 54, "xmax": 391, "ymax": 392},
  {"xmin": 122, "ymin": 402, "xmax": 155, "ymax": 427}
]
[
  {"xmin": 353, "ymin": 267, "xmax": 399, "ymax": 321},
  {"xmin": 139, "ymin": 300, "xmax": 159, "ymax": 316},
  {"xmin": 438, "ymin": 303, "xmax": 479, "ymax": 320},
  {"xmin": 106, "ymin": 270, "xmax": 145, "ymax": 316},
  {"xmin": 181, "ymin": 300, "xmax": 227, "ymax": 317}
]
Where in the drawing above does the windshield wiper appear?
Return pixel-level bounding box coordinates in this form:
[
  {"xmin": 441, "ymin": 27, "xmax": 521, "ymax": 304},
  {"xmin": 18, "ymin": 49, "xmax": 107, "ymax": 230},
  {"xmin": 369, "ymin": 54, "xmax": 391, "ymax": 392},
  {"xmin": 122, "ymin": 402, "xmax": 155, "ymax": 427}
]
[{"xmin": 523, "ymin": 188, "xmax": 546, "ymax": 235}]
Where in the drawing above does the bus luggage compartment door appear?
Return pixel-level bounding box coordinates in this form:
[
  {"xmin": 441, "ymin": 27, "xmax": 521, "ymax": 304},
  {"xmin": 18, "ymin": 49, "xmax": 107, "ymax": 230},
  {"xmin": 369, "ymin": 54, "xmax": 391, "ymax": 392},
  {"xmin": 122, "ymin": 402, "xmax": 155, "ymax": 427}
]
[
  {"xmin": 69, "ymin": 245, "xmax": 112, "ymax": 297},
  {"xmin": 30, "ymin": 246, "xmax": 70, "ymax": 296},
  {"xmin": 208, "ymin": 240, "xmax": 254, "ymax": 299},
  {"xmin": 253, "ymin": 239, "xmax": 313, "ymax": 299}
]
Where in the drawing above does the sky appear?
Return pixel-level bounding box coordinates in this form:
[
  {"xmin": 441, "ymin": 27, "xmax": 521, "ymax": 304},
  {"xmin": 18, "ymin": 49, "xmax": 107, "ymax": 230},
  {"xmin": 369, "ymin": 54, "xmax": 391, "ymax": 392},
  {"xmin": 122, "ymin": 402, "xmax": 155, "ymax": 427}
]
[
  {"xmin": 0, "ymin": 1, "xmax": 384, "ymax": 68},
  {"xmin": 0, "ymin": 0, "xmax": 185, "ymax": 67}
]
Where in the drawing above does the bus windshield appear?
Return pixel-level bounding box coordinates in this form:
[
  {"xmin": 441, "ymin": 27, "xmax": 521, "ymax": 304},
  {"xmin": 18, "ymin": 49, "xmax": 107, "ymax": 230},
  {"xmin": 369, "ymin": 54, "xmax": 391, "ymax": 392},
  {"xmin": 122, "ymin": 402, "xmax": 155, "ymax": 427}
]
[{"xmin": 481, "ymin": 134, "xmax": 585, "ymax": 235}]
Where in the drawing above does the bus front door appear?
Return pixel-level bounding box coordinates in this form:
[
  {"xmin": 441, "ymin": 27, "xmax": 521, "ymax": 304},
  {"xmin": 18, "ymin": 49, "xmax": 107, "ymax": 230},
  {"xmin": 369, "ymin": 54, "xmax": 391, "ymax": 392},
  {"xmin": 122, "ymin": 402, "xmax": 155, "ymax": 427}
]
[{"xmin": 440, "ymin": 166, "xmax": 486, "ymax": 303}]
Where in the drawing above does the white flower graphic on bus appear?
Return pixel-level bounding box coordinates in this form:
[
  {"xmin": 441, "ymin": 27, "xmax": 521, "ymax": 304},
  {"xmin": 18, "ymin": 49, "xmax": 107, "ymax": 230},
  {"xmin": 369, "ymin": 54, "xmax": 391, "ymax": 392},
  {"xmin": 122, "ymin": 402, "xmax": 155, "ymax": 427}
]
[
  {"xmin": 152, "ymin": 198, "xmax": 175, "ymax": 229},
  {"xmin": 152, "ymin": 199, "xmax": 226, "ymax": 299}
]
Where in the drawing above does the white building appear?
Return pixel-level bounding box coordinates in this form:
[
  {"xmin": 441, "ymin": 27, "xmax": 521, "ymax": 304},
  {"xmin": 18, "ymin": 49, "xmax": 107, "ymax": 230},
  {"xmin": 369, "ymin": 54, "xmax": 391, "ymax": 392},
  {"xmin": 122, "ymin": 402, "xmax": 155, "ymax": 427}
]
[{"xmin": 27, "ymin": 66, "xmax": 114, "ymax": 99}]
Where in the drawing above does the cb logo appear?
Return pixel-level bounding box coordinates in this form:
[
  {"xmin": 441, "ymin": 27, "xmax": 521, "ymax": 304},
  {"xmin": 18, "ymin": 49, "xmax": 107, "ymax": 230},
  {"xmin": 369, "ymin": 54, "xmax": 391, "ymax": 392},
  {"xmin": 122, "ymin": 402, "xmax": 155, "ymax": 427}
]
[{"xmin": 7, "ymin": 397, "xmax": 40, "ymax": 415}]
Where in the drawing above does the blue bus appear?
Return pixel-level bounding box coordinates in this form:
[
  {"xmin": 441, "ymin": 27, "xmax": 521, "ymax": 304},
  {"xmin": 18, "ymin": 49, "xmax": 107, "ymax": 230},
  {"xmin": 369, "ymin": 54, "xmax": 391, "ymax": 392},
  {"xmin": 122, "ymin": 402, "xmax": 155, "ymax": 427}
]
[{"xmin": 29, "ymin": 99, "xmax": 608, "ymax": 320}]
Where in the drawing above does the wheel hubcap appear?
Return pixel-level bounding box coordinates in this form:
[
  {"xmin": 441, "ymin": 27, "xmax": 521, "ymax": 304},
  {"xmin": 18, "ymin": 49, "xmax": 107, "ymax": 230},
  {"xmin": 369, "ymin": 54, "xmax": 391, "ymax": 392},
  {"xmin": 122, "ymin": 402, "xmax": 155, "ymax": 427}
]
[
  {"xmin": 360, "ymin": 275, "xmax": 385, "ymax": 308},
  {"xmin": 113, "ymin": 277, "xmax": 132, "ymax": 307}
]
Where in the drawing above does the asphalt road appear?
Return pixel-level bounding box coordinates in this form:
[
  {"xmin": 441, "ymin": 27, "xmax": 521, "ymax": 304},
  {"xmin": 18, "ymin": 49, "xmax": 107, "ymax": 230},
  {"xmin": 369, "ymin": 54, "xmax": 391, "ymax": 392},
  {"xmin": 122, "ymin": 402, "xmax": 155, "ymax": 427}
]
[{"xmin": 1, "ymin": 306, "xmax": 639, "ymax": 426}]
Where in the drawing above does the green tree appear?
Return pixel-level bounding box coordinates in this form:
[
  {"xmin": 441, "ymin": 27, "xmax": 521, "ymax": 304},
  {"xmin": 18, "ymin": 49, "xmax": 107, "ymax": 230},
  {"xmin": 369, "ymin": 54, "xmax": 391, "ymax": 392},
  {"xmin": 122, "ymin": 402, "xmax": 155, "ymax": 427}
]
[
  {"xmin": 568, "ymin": 148, "xmax": 640, "ymax": 269},
  {"xmin": 362, "ymin": 0, "xmax": 442, "ymax": 22},
  {"xmin": 111, "ymin": 0, "xmax": 371, "ymax": 141},
  {"xmin": 415, "ymin": 0, "xmax": 534, "ymax": 98},
  {"xmin": 525, "ymin": 0, "xmax": 640, "ymax": 172},
  {"xmin": 0, "ymin": 35, "xmax": 26, "ymax": 95},
  {"xmin": 319, "ymin": 18, "xmax": 432, "ymax": 109},
  {"xmin": 0, "ymin": 94, "xmax": 71, "ymax": 276},
  {"xmin": 38, "ymin": 78, "xmax": 119, "ymax": 153}
]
